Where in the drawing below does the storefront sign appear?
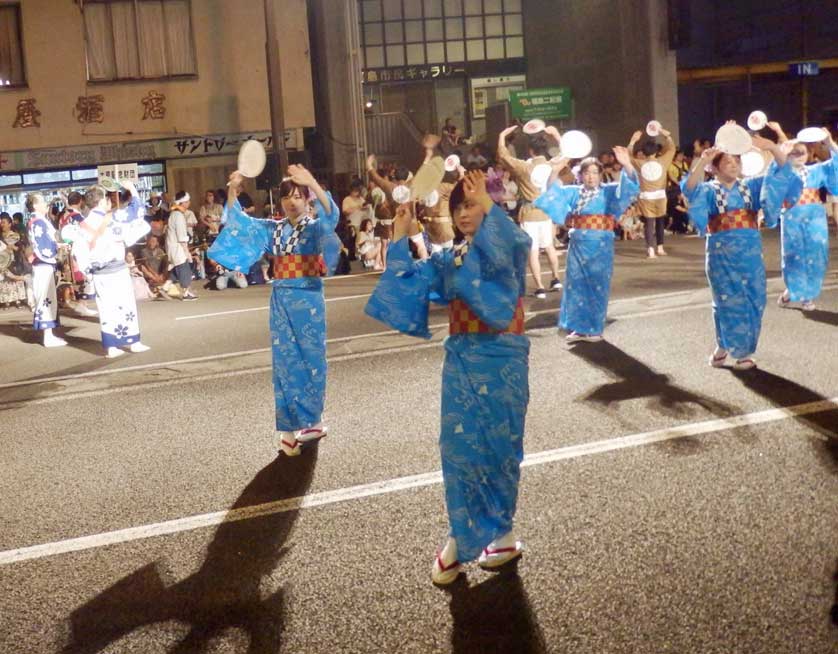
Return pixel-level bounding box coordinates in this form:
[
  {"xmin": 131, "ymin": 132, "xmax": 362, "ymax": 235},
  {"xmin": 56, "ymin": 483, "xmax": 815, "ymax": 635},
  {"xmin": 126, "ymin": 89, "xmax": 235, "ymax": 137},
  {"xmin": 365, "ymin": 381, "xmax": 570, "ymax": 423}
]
[
  {"xmin": 509, "ymin": 87, "xmax": 572, "ymax": 121},
  {"xmin": 362, "ymin": 64, "xmax": 464, "ymax": 84},
  {"xmin": 97, "ymin": 163, "xmax": 139, "ymax": 185},
  {"xmin": 0, "ymin": 129, "xmax": 302, "ymax": 173}
]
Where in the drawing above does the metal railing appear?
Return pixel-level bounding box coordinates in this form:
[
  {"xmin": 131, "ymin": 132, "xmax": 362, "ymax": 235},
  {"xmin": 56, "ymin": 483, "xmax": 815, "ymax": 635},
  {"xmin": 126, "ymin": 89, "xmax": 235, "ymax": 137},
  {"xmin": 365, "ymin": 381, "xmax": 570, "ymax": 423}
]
[{"xmin": 364, "ymin": 112, "xmax": 425, "ymax": 170}]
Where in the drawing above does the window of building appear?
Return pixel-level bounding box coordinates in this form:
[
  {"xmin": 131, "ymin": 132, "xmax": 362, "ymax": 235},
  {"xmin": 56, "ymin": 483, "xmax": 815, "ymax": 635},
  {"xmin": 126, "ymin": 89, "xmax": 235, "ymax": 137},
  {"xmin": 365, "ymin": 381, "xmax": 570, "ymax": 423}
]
[
  {"xmin": 0, "ymin": 4, "xmax": 26, "ymax": 87},
  {"xmin": 83, "ymin": 0, "xmax": 196, "ymax": 82},
  {"xmin": 359, "ymin": 0, "xmax": 524, "ymax": 69}
]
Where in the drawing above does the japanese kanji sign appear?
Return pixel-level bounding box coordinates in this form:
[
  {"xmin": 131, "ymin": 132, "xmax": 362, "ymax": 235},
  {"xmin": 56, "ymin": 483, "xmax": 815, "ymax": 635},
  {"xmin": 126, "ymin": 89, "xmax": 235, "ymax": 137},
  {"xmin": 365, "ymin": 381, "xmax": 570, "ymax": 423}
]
[
  {"xmin": 509, "ymin": 87, "xmax": 572, "ymax": 121},
  {"xmin": 75, "ymin": 95, "xmax": 105, "ymax": 124},
  {"xmin": 141, "ymin": 91, "xmax": 166, "ymax": 120},
  {"xmin": 13, "ymin": 99, "xmax": 41, "ymax": 128}
]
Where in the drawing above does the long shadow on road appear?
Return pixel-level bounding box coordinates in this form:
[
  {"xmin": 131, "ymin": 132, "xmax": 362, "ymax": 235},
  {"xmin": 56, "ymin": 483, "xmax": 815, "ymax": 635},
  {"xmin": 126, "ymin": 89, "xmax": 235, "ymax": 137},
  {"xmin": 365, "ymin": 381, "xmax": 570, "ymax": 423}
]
[
  {"xmin": 567, "ymin": 340, "xmax": 738, "ymax": 420},
  {"xmin": 730, "ymin": 368, "xmax": 838, "ymax": 470},
  {"xmin": 61, "ymin": 446, "xmax": 319, "ymax": 653},
  {"xmin": 446, "ymin": 564, "xmax": 547, "ymax": 654}
]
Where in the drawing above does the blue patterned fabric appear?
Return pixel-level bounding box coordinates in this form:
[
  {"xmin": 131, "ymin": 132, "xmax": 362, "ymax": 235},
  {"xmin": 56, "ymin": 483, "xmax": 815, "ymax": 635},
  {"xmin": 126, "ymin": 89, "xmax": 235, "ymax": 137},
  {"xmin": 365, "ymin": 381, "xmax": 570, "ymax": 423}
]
[
  {"xmin": 208, "ymin": 194, "xmax": 341, "ymax": 285},
  {"xmin": 365, "ymin": 205, "xmax": 531, "ymax": 562},
  {"xmin": 534, "ymin": 172, "xmax": 638, "ymax": 335},
  {"xmin": 28, "ymin": 215, "xmax": 58, "ymax": 265},
  {"xmin": 270, "ymin": 286, "xmax": 327, "ymax": 431},
  {"xmin": 208, "ymin": 193, "xmax": 339, "ymax": 432},
  {"xmin": 778, "ymin": 153, "xmax": 837, "ymax": 301},
  {"xmin": 682, "ymin": 164, "xmax": 793, "ymax": 358}
]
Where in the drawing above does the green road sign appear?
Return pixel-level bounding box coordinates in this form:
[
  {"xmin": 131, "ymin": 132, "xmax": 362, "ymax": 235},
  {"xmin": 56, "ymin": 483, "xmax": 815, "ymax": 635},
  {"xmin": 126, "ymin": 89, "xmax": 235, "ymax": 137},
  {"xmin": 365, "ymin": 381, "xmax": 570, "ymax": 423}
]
[{"xmin": 509, "ymin": 87, "xmax": 572, "ymax": 121}]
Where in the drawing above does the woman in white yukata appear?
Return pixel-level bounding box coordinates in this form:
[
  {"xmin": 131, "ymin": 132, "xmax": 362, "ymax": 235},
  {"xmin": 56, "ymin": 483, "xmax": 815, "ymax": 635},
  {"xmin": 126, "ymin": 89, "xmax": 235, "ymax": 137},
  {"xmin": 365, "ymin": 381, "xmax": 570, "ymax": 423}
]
[{"xmin": 26, "ymin": 193, "xmax": 67, "ymax": 347}]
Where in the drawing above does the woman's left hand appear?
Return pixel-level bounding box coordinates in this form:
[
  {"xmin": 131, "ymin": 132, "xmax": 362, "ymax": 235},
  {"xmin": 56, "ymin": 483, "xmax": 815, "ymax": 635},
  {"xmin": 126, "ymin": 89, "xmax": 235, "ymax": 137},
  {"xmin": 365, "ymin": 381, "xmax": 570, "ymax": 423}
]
[
  {"xmin": 287, "ymin": 164, "xmax": 317, "ymax": 188},
  {"xmin": 463, "ymin": 170, "xmax": 493, "ymax": 213}
]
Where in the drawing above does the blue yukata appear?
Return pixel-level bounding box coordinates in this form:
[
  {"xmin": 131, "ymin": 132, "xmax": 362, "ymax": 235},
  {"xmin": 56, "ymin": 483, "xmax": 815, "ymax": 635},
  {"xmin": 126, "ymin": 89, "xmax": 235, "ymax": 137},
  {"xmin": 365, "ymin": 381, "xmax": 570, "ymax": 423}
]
[
  {"xmin": 681, "ymin": 164, "xmax": 793, "ymax": 359},
  {"xmin": 365, "ymin": 205, "xmax": 532, "ymax": 563},
  {"xmin": 208, "ymin": 195, "xmax": 340, "ymax": 433},
  {"xmin": 534, "ymin": 172, "xmax": 638, "ymax": 336},
  {"xmin": 28, "ymin": 213, "xmax": 60, "ymax": 331},
  {"xmin": 777, "ymin": 152, "xmax": 838, "ymax": 302}
]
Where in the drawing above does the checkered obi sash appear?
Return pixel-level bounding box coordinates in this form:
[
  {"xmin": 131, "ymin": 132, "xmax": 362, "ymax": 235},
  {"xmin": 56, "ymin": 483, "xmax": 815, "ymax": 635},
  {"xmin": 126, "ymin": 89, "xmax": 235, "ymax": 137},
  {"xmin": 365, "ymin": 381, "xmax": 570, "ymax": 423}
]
[
  {"xmin": 708, "ymin": 209, "xmax": 758, "ymax": 234},
  {"xmin": 272, "ymin": 254, "xmax": 327, "ymax": 279},
  {"xmin": 783, "ymin": 187, "xmax": 821, "ymax": 209},
  {"xmin": 448, "ymin": 297, "xmax": 525, "ymax": 335},
  {"xmin": 568, "ymin": 214, "xmax": 615, "ymax": 231}
]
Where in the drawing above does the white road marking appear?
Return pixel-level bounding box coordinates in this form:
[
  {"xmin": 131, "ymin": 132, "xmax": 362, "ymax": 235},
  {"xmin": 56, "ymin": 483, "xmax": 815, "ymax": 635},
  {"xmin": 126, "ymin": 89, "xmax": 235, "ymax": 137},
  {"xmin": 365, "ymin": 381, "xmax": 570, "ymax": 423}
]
[
  {"xmin": 175, "ymin": 293, "xmax": 379, "ymax": 321},
  {"xmin": 3, "ymin": 282, "xmax": 837, "ymax": 394},
  {"xmin": 176, "ymin": 271, "xmax": 568, "ymax": 322},
  {"xmin": 1, "ymin": 396, "xmax": 835, "ymax": 566}
]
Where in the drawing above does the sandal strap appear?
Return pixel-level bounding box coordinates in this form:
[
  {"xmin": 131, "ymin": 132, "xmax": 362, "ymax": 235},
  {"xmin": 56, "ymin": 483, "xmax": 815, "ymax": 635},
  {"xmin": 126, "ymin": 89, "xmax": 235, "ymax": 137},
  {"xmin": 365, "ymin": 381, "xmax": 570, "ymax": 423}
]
[
  {"xmin": 483, "ymin": 545, "xmax": 519, "ymax": 556},
  {"xmin": 281, "ymin": 439, "xmax": 299, "ymax": 448},
  {"xmin": 435, "ymin": 552, "xmax": 459, "ymax": 571}
]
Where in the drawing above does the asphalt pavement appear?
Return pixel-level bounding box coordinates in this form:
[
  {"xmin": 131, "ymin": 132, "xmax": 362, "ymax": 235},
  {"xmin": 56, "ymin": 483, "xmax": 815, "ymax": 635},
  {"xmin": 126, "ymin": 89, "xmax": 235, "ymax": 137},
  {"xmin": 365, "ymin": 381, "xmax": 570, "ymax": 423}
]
[{"xmin": 1, "ymin": 231, "xmax": 837, "ymax": 653}]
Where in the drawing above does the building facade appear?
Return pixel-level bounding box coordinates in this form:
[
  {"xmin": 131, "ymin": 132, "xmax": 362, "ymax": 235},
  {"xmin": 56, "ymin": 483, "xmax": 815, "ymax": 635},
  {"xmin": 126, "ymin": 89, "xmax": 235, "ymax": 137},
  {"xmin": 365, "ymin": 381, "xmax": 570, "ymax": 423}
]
[{"xmin": 0, "ymin": 0, "xmax": 314, "ymax": 213}]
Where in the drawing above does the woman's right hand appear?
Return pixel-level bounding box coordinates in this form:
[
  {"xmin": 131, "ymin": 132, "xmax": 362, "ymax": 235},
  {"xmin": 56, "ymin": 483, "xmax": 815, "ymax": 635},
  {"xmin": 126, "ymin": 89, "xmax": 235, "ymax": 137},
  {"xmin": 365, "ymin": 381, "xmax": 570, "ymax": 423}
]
[{"xmin": 228, "ymin": 170, "xmax": 244, "ymax": 188}]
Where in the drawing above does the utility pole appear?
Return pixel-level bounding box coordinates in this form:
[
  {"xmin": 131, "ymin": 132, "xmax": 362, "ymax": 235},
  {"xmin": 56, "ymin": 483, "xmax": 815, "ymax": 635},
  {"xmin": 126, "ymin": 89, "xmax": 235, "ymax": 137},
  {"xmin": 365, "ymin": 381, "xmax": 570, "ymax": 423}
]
[{"xmin": 264, "ymin": 0, "xmax": 289, "ymax": 177}]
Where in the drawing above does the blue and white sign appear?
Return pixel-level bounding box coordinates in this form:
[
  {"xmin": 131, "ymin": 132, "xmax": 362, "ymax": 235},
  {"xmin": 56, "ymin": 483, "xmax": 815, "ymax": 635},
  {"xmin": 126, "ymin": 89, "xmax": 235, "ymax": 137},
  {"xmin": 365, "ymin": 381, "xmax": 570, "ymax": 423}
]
[{"xmin": 789, "ymin": 62, "xmax": 820, "ymax": 77}]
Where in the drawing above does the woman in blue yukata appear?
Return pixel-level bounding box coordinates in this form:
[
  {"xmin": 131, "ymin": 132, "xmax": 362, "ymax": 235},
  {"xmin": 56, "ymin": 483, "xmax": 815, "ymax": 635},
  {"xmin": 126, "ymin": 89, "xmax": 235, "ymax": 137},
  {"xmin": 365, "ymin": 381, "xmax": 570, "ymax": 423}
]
[
  {"xmin": 681, "ymin": 126, "xmax": 793, "ymax": 371},
  {"xmin": 771, "ymin": 124, "xmax": 838, "ymax": 311},
  {"xmin": 209, "ymin": 166, "xmax": 340, "ymax": 457},
  {"xmin": 26, "ymin": 193, "xmax": 67, "ymax": 348},
  {"xmin": 533, "ymin": 146, "xmax": 638, "ymax": 343},
  {"xmin": 365, "ymin": 171, "xmax": 532, "ymax": 585}
]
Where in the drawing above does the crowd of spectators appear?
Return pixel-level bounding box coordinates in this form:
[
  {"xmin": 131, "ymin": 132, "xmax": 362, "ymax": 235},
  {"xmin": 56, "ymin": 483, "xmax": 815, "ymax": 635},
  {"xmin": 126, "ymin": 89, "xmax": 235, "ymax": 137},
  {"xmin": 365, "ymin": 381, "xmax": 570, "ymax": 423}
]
[{"xmin": 3, "ymin": 125, "xmax": 837, "ymax": 311}]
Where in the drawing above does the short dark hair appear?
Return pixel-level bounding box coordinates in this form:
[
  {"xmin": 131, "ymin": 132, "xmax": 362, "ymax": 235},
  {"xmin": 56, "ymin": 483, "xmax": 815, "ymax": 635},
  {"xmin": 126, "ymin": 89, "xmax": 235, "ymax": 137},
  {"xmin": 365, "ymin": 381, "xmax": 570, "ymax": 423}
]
[
  {"xmin": 528, "ymin": 133, "xmax": 551, "ymax": 156},
  {"xmin": 67, "ymin": 191, "xmax": 83, "ymax": 207},
  {"xmin": 238, "ymin": 192, "xmax": 254, "ymax": 209},
  {"xmin": 360, "ymin": 217, "xmax": 373, "ymax": 232},
  {"xmin": 394, "ymin": 166, "xmax": 410, "ymax": 182},
  {"xmin": 448, "ymin": 179, "xmax": 467, "ymax": 217},
  {"xmin": 278, "ymin": 179, "xmax": 310, "ymax": 200},
  {"xmin": 175, "ymin": 190, "xmax": 189, "ymax": 203},
  {"xmin": 638, "ymin": 139, "xmax": 660, "ymax": 157},
  {"xmin": 579, "ymin": 157, "xmax": 604, "ymax": 175},
  {"xmin": 84, "ymin": 186, "xmax": 105, "ymax": 208},
  {"xmin": 712, "ymin": 152, "xmax": 740, "ymax": 169},
  {"xmin": 349, "ymin": 177, "xmax": 365, "ymax": 192},
  {"xmin": 0, "ymin": 212, "xmax": 11, "ymax": 222}
]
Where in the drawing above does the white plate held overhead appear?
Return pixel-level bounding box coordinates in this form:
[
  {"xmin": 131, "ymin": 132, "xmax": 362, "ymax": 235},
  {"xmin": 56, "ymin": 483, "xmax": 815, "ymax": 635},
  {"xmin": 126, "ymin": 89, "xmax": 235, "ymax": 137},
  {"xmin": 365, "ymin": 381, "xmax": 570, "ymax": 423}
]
[
  {"xmin": 714, "ymin": 123, "xmax": 752, "ymax": 156},
  {"xmin": 747, "ymin": 110, "xmax": 767, "ymax": 131},
  {"xmin": 530, "ymin": 163, "xmax": 552, "ymax": 191},
  {"xmin": 646, "ymin": 120, "xmax": 662, "ymax": 137},
  {"xmin": 444, "ymin": 154, "xmax": 461, "ymax": 172},
  {"xmin": 523, "ymin": 119, "xmax": 546, "ymax": 135},
  {"xmin": 237, "ymin": 139, "xmax": 267, "ymax": 178},
  {"xmin": 797, "ymin": 127, "xmax": 828, "ymax": 143},
  {"xmin": 561, "ymin": 130, "xmax": 593, "ymax": 159},
  {"xmin": 741, "ymin": 150, "xmax": 766, "ymax": 177}
]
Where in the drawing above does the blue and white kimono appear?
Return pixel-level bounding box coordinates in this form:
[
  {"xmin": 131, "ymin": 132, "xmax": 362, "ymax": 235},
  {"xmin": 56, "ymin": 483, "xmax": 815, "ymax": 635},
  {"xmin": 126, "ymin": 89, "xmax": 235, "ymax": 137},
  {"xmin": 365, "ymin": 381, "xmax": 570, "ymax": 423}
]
[
  {"xmin": 28, "ymin": 213, "xmax": 60, "ymax": 331},
  {"xmin": 777, "ymin": 151, "xmax": 838, "ymax": 302},
  {"xmin": 681, "ymin": 164, "xmax": 793, "ymax": 358},
  {"xmin": 365, "ymin": 205, "xmax": 531, "ymax": 563},
  {"xmin": 534, "ymin": 172, "xmax": 638, "ymax": 335},
  {"xmin": 208, "ymin": 195, "xmax": 340, "ymax": 433}
]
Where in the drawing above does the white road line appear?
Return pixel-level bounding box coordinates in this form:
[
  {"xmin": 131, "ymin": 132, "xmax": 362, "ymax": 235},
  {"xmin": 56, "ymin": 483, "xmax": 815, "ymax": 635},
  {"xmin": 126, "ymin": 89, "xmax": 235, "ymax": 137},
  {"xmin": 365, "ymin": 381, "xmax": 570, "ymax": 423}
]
[
  {"xmin": 4, "ymin": 282, "xmax": 838, "ymax": 393},
  {"xmin": 175, "ymin": 293, "xmax": 378, "ymax": 321},
  {"xmin": 176, "ymin": 271, "xmax": 567, "ymax": 322},
  {"xmin": 1, "ymin": 396, "xmax": 835, "ymax": 566}
]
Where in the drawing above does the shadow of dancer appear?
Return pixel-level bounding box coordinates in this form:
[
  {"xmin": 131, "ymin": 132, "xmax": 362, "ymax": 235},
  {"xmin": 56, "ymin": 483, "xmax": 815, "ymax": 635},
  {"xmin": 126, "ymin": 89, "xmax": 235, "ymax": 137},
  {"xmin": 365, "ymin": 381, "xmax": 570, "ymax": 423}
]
[
  {"xmin": 446, "ymin": 564, "xmax": 547, "ymax": 654},
  {"xmin": 730, "ymin": 368, "xmax": 838, "ymax": 470},
  {"xmin": 61, "ymin": 446, "xmax": 319, "ymax": 653},
  {"xmin": 793, "ymin": 306, "xmax": 838, "ymax": 327},
  {"xmin": 568, "ymin": 340, "xmax": 737, "ymax": 421}
]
